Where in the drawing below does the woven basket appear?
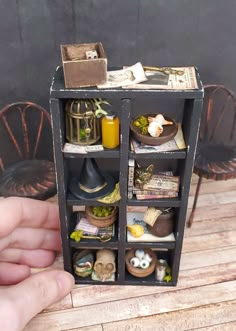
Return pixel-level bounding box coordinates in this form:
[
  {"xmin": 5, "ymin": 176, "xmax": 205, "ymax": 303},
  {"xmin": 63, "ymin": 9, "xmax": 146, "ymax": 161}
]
[
  {"xmin": 125, "ymin": 248, "xmax": 157, "ymax": 278},
  {"xmin": 85, "ymin": 206, "xmax": 117, "ymax": 228}
]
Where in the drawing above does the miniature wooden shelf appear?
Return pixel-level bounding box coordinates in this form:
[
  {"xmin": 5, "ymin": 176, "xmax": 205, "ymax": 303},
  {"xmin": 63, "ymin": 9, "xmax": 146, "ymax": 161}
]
[{"xmin": 50, "ymin": 66, "xmax": 203, "ymax": 286}]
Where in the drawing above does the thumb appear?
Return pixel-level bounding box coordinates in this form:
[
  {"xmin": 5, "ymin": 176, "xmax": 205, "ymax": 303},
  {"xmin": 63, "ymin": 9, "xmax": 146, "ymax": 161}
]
[{"xmin": 3, "ymin": 269, "xmax": 74, "ymax": 331}]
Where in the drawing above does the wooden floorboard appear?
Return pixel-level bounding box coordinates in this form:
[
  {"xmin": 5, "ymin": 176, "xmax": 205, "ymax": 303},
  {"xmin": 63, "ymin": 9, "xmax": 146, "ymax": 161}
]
[
  {"xmin": 102, "ymin": 301, "xmax": 236, "ymax": 331},
  {"xmin": 23, "ymin": 175, "xmax": 236, "ymax": 331},
  {"xmin": 182, "ymin": 230, "xmax": 236, "ymax": 253},
  {"xmin": 65, "ymin": 326, "xmax": 103, "ymax": 331}
]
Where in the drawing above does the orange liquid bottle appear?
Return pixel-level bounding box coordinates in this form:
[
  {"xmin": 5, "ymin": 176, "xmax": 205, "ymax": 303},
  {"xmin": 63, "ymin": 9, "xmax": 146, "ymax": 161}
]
[{"xmin": 102, "ymin": 114, "xmax": 120, "ymax": 149}]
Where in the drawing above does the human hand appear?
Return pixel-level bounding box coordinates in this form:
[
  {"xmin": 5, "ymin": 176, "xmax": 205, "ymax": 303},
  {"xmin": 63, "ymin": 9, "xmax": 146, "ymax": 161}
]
[{"xmin": 0, "ymin": 197, "xmax": 74, "ymax": 331}]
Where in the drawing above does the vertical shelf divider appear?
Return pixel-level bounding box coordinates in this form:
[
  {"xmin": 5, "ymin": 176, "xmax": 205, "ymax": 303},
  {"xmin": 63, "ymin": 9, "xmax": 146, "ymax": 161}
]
[
  {"xmin": 117, "ymin": 98, "xmax": 131, "ymax": 281},
  {"xmin": 172, "ymin": 98, "xmax": 203, "ymax": 283},
  {"xmin": 50, "ymin": 98, "xmax": 72, "ymax": 273}
]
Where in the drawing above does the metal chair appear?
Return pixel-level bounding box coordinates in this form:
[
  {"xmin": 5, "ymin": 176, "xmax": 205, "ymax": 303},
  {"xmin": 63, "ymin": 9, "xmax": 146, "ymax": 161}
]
[
  {"xmin": 187, "ymin": 85, "xmax": 236, "ymax": 227},
  {"xmin": 0, "ymin": 102, "xmax": 56, "ymax": 200}
]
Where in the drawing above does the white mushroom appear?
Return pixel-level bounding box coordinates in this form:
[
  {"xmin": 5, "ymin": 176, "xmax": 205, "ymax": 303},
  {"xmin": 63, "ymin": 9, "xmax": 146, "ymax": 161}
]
[
  {"xmin": 148, "ymin": 121, "xmax": 163, "ymax": 137},
  {"xmin": 155, "ymin": 114, "xmax": 172, "ymax": 125},
  {"xmin": 147, "ymin": 114, "xmax": 173, "ymax": 137},
  {"xmin": 148, "ymin": 114, "xmax": 173, "ymax": 126}
]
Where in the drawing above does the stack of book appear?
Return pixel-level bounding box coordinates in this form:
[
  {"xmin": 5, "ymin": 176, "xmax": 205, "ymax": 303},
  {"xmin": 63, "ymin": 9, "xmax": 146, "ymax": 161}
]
[
  {"xmin": 133, "ymin": 174, "xmax": 180, "ymax": 200},
  {"xmin": 74, "ymin": 213, "xmax": 115, "ymax": 237}
]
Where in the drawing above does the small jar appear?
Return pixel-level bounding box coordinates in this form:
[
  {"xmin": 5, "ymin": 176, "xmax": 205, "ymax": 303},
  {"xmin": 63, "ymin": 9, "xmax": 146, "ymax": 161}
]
[{"xmin": 102, "ymin": 113, "xmax": 120, "ymax": 149}]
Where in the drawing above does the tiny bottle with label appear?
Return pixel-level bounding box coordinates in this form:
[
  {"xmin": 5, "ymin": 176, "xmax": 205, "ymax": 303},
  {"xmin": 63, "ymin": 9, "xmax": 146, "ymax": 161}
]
[{"xmin": 102, "ymin": 113, "xmax": 120, "ymax": 149}]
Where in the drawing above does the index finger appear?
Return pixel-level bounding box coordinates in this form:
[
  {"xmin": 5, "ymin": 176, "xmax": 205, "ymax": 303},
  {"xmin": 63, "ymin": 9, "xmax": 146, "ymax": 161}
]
[{"xmin": 0, "ymin": 197, "xmax": 60, "ymax": 238}]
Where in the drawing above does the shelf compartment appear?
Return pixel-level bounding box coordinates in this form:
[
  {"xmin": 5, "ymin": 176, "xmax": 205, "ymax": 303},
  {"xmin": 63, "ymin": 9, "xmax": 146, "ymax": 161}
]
[
  {"xmin": 125, "ymin": 248, "xmax": 173, "ymax": 285},
  {"xmin": 129, "ymin": 150, "xmax": 186, "ymax": 160},
  {"xmin": 69, "ymin": 210, "xmax": 118, "ymax": 245},
  {"xmin": 126, "ymin": 209, "xmax": 176, "ymax": 247},
  {"xmin": 72, "ymin": 248, "xmax": 118, "ymax": 283}
]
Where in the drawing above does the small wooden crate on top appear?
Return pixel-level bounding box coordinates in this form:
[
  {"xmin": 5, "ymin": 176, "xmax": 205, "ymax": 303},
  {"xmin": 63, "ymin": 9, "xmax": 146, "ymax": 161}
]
[{"xmin": 61, "ymin": 42, "xmax": 107, "ymax": 88}]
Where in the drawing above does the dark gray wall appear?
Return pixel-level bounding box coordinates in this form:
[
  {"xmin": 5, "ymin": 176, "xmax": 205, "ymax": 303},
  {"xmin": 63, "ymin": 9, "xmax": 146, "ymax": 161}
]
[{"xmin": 0, "ymin": 0, "xmax": 235, "ymax": 110}]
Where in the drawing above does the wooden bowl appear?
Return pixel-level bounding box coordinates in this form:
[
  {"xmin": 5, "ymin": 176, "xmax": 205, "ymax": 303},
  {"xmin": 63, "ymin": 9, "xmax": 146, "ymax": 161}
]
[
  {"xmin": 125, "ymin": 248, "xmax": 157, "ymax": 278},
  {"xmin": 130, "ymin": 114, "xmax": 178, "ymax": 146},
  {"xmin": 85, "ymin": 206, "xmax": 117, "ymax": 228}
]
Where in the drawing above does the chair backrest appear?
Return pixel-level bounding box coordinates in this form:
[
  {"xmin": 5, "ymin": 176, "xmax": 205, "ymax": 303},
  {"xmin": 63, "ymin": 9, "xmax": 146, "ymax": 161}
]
[
  {"xmin": 199, "ymin": 85, "xmax": 236, "ymax": 146},
  {"xmin": 0, "ymin": 102, "xmax": 53, "ymax": 173}
]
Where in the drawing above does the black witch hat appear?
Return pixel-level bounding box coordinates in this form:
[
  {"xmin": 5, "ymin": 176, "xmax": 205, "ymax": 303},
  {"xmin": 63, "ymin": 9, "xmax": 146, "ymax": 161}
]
[{"xmin": 69, "ymin": 158, "xmax": 115, "ymax": 200}]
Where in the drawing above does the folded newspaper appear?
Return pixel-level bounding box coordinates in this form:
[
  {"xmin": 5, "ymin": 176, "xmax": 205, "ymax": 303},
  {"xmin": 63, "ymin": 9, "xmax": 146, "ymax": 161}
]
[
  {"xmin": 125, "ymin": 66, "xmax": 198, "ymax": 90},
  {"xmin": 97, "ymin": 62, "xmax": 147, "ymax": 88},
  {"xmin": 63, "ymin": 143, "xmax": 104, "ymax": 154}
]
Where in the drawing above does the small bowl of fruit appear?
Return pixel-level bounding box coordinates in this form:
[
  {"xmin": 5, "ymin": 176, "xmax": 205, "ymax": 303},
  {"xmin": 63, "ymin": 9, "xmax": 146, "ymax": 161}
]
[
  {"xmin": 130, "ymin": 114, "xmax": 177, "ymax": 146},
  {"xmin": 85, "ymin": 206, "xmax": 117, "ymax": 228}
]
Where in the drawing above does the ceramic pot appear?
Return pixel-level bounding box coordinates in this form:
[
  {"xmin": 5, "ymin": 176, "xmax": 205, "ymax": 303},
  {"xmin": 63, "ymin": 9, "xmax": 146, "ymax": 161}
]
[{"xmin": 147, "ymin": 208, "xmax": 174, "ymax": 237}]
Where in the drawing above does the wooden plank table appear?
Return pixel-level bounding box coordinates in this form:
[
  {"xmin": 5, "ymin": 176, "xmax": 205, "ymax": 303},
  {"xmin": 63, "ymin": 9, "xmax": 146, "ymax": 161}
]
[{"xmin": 24, "ymin": 175, "xmax": 236, "ymax": 331}]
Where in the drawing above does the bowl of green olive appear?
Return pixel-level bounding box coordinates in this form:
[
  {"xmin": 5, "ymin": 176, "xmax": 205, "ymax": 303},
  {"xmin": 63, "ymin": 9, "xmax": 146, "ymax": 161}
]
[{"xmin": 85, "ymin": 206, "xmax": 117, "ymax": 228}]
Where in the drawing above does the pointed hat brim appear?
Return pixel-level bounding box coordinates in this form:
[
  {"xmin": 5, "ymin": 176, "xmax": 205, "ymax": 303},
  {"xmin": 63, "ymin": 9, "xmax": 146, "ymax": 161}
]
[{"xmin": 69, "ymin": 174, "xmax": 115, "ymax": 200}]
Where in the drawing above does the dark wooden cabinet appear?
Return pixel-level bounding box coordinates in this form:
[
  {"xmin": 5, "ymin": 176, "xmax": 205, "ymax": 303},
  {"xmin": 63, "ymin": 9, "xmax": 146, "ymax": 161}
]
[{"xmin": 50, "ymin": 66, "xmax": 203, "ymax": 286}]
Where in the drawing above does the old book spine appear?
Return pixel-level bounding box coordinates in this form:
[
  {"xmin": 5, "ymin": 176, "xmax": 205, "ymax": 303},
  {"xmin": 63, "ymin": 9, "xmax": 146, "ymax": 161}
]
[
  {"xmin": 133, "ymin": 189, "xmax": 176, "ymax": 195},
  {"xmin": 127, "ymin": 158, "xmax": 135, "ymax": 199},
  {"xmin": 136, "ymin": 192, "xmax": 178, "ymax": 200}
]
